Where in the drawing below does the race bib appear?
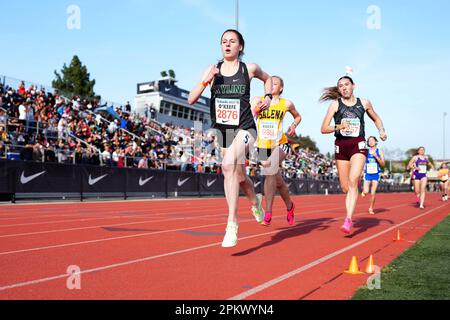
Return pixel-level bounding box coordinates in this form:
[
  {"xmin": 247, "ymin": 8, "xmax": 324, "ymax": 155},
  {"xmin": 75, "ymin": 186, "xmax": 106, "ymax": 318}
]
[
  {"xmin": 259, "ymin": 120, "xmax": 278, "ymax": 140},
  {"xmin": 418, "ymin": 165, "xmax": 427, "ymax": 174},
  {"xmin": 340, "ymin": 118, "xmax": 361, "ymax": 137},
  {"xmin": 215, "ymin": 98, "xmax": 240, "ymax": 126},
  {"xmin": 367, "ymin": 162, "xmax": 378, "ymax": 174}
]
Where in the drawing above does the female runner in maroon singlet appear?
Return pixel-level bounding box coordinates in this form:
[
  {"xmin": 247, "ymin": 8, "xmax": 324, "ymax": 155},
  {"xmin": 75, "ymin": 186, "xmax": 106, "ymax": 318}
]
[{"xmin": 320, "ymin": 76, "xmax": 387, "ymax": 234}]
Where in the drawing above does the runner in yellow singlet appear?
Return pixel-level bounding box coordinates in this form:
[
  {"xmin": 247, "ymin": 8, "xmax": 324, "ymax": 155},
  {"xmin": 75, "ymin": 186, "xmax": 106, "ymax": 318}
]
[
  {"xmin": 251, "ymin": 76, "xmax": 302, "ymax": 226},
  {"xmin": 438, "ymin": 162, "xmax": 449, "ymax": 202}
]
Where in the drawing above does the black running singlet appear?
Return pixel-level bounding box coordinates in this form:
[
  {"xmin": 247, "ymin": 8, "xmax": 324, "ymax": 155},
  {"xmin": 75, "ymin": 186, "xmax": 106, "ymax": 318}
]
[
  {"xmin": 334, "ymin": 98, "xmax": 366, "ymax": 139},
  {"xmin": 210, "ymin": 61, "xmax": 256, "ymax": 132}
]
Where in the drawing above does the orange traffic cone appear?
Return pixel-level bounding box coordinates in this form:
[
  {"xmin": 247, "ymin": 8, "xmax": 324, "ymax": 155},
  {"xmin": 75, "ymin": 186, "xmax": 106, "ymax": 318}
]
[
  {"xmin": 344, "ymin": 256, "xmax": 364, "ymax": 275},
  {"xmin": 393, "ymin": 229, "xmax": 404, "ymax": 241},
  {"xmin": 365, "ymin": 255, "xmax": 376, "ymax": 274}
]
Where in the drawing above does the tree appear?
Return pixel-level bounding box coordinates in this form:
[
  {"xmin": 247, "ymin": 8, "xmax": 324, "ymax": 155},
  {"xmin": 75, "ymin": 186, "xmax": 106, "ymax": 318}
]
[
  {"xmin": 287, "ymin": 133, "xmax": 319, "ymax": 153},
  {"xmin": 160, "ymin": 70, "xmax": 176, "ymax": 79},
  {"xmin": 52, "ymin": 55, "xmax": 99, "ymax": 100}
]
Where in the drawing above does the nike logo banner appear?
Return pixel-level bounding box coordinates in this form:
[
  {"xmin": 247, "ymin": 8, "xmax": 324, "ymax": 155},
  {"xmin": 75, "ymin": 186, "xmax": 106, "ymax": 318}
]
[
  {"xmin": 139, "ymin": 176, "xmax": 154, "ymax": 186},
  {"xmin": 20, "ymin": 171, "xmax": 46, "ymax": 184},
  {"xmin": 177, "ymin": 177, "xmax": 191, "ymax": 187},
  {"xmin": 88, "ymin": 174, "xmax": 108, "ymax": 186}
]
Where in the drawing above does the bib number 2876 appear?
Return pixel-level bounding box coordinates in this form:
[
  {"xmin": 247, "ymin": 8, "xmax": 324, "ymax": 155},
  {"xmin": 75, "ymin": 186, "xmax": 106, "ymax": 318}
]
[{"xmin": 216, "ymin": 98, "xmax": 240, "ymax": 126}]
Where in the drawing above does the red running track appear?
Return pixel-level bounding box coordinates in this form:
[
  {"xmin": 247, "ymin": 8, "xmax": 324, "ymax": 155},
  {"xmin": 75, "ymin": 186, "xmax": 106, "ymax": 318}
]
[{"xmin": 0, "ymin": 193, "xmax": 448, "ymax": 300}]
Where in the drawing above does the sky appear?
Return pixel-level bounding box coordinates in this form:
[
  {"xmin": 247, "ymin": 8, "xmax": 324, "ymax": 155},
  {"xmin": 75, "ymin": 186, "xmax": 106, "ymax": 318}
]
[{"xmin": 1, "ymin": 0, "xmax": 449, "ymax": 160}]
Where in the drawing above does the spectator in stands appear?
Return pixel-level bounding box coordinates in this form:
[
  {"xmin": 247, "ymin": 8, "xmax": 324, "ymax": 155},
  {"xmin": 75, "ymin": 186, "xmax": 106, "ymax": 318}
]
[
  {"xmin": 0, "ymin": 143, "xmax": 5, "ymax": 159},
  {"xmin": 58, "ymin": 143, "xmax": 71, "ymax": 163},
  {"xmin": 20, "ymin": 143, "xmax": 33, "ymax": 161},
  {"xmin": 18, "ymin": 81, "xmax": 26, "ymax": 96},
  {"xmin": 101, "ymin": 145, "xmax": 112, "ymax": 166},
  {"xmin": 18, "ymin": 100, "xmax": 26, "ymax": 124},
  {"xmin": 138, "ymin": 154, "xmax": 148, "ymax": 169},
  {"xmin": 111, "ymin": 147, "xmax": 120, "ymax": 167},
  {"xmin": 150, "ymin": 105, "xmax": 156, "ymax": 120},
  {"xmin": 108, "ymin": 119, "xmax": 118, "ymax": 135},
  {"xmin": 32, "ymin": 143, "xmax": 43, "ymax": 162},
  {"xmin": 125, "ymin": 101, "xmax": 131, "ymax": 112},
  {"xmin": 45, "ymin": 145, "xmax": 56, "ymax": 163},
  {"xmin": 74, "ymin": 144, "xmax": 83, "ymax": 164}
]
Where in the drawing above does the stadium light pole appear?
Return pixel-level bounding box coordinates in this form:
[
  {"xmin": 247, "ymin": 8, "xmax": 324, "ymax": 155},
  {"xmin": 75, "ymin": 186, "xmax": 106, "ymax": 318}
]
[
  {"xmin": 444, "ymin": 112, "xmax": 447, "ymax": 160},
  {"xmin": 235, "ymin": 0, "xmax": 239, "ymax": 30}
]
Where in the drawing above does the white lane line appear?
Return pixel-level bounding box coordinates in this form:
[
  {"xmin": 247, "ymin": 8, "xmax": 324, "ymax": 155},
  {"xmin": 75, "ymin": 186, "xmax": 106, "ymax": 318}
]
[
  {"xmin": 0, "ymin": 197, "xmax": 406, "ymax": 238},
  {"xmin": 0, "ymin": 199, "xmax": 407, "ymax": 251},
  {"xmin": 0, "ymin": 199, "xmax": 343, "ymax": 221},
  {"xmin": 0, "ymin": 213, "xmax": 227, "ymax": 239},
  {"xmin": 227, "ymin": 203, "xmax": 448, "ymax": 300},
  {"xmin": 0, "ymin": 202, "xmax": 343, "ymax": 238},
  {"xmin": 0, "ymin": 202, "xmax": 414, "ymax": 291},
  {"xmin": 0, "ymin": 215, "xmax": 341, "ymax": 291},
  {"xmin": 0, "ymin": 198, "xmax": 337, "ymax": 224},
  {"xmin": 0, "ymin": 193, "xmax": 348, "ymax": 207}
]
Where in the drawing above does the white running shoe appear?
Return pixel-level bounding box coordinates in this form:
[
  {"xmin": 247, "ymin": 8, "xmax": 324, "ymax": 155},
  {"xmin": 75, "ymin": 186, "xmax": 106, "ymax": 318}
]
[
  {"xmin": 251, "ymin": 193, "xmax": 265, "ymax": 223},
  {"xmin": 222, "ymin": 222, "xmax": 238, "ymax": 248}
]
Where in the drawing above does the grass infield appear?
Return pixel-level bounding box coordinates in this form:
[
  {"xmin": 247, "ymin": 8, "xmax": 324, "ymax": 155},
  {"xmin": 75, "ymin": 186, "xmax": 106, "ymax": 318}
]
[{"xmin": 353, "ymin": 215, "xmax": 450, "ymax": 300}]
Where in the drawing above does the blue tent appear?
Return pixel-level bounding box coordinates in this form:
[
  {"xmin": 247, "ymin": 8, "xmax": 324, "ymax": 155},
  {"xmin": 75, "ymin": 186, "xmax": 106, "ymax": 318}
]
[{"xmin": 94, "ymin": 106, "xmax": 121, "ymax": 121}]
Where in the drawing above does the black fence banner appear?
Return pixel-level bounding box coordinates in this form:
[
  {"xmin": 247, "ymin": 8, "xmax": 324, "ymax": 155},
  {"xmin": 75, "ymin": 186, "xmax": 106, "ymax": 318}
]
[
  {"xmin": 80, "ymin": 165, "xmax": 126, "ymax": 194},
  {"xmin": 297, "ymin": 180, "xmax": 308, "ymax": 194},
  {"xmin": 126, "ymin": 168, "xmax": 167, "ymax": 196},
  {"xmin": 250, "ymin": 176, "xmax": 264, "ymax": 195},
  {"xmin": 166, "ymin": 171, "xmax": 199, "ymax": 196},
  {"xmin": 284, "ymin": 178, "xmax": 299, "ymax": 195},
  {"xmin": 0, "ymin": 160, "xmax": 412, "ymax": 201},
  {"xmin": 317, "ymin": 181, "xmax": 329, "ymax": 194},
  {"xmin": 307, "ymin": 180, "xmax": 319, "ymax": 194},
  {"xmin": 199, "ymin": 173, "xmax": 224, "ymax": 196},
  {"xmin": 15, "ymin": 161, "xmax": 81, "ymax": 193}
]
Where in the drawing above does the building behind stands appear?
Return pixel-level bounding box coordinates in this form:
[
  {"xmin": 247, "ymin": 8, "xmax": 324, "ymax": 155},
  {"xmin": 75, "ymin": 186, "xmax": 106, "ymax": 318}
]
[{"xmin": 134, "ymin": 77, "xmax": 211, "ymax": 129}]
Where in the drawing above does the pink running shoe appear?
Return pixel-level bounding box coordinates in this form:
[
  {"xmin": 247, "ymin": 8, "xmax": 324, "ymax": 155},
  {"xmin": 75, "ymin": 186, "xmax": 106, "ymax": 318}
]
[
  {"xmin": 340, "ymin": 218, "xmax": 353, "ymax": 234},
  {"xmin": 287, "ymin": 202, "xmax": 295, "ymax": 225},
  {"xmin": 416, "ymin": 195, "xmax": 420, "ymax": 205},
  {"xmin": 261, "ymin": 212, "xmax": 272, "ymax": 226}
]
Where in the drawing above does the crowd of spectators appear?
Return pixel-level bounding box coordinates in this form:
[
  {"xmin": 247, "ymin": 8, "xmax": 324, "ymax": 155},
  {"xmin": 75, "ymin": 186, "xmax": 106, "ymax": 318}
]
[{"xmin": 0, "ymin": 80, "xmax": 336, "ymax": 180}]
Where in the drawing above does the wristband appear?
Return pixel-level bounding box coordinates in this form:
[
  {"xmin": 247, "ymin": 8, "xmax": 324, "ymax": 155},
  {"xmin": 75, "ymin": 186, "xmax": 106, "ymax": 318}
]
[{"xmin": 201, "ymin": 81, "xmax": 209, "ymax": 88}]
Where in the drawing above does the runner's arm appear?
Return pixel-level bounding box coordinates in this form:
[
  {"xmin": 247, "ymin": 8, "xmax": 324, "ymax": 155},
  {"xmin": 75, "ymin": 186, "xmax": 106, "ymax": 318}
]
[
  {"xmin": 286, "ymin": 100, "xmax": 302, "ymax": 136},
  {"xmin": 188, "ymin": 64, "xmax": 219, "ymax": 105},
  {"xmin": 407, "ymin": 156, "xmax": 417, "ymax": 170},
  {"xmin": 364, "ymin": 99, "xmax": 387, "ymax": 141},
  {"xmin": 376, "ymin": 149, "xmax": 386, "ymax": 167},
  {"xmin": 247, "ymin": 63, "xmax": 272, "ymax": 111},
  {"xmin": 320, "ymin": 101, "xmax": 340, "ymax": 134}
]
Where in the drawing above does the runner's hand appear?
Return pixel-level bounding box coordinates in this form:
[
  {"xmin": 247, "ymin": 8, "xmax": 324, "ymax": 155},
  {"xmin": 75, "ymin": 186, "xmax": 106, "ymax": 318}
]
[
  {"xmin": 379, "ymin": 131, "xmax": 387, "ymax": 141},
  {"xmin": 288, "ymin": 124, "xmax": 296, "ymax": 136},
  {"xmin": 337, "ymin": 123, "xmax": 349, "ymax": 131},
  {"xmin": 204, "ymin": 65, "xmax": 220, "ymax": 84},
  {"xmin": 259, "ymin": 96, "xmax": 271, "ymax": 111}
]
